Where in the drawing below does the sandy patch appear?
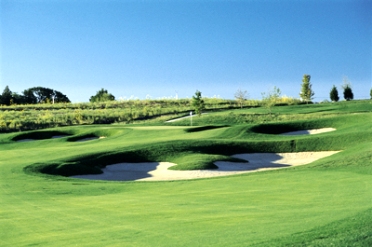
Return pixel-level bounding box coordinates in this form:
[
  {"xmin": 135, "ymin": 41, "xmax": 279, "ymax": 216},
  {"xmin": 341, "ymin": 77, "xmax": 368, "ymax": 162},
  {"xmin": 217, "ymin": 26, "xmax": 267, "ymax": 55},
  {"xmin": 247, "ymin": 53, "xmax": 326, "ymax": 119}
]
[
  {"xmin": 75, "ymin": 136, "xmax": 106, "ymax": 142},
  {"xmin": 281, "ymin": 128, "xmax": 336, "ymax": 135},
  {"xmin": 166, "ymin": 113, "xmax": 207, "ymax": 123},
  {"xmin": 71, "ymin": 151, "xmax": 339, "ymax": 181},
  {"xmin": 52, "ymin": 135, "xmax": 69, "ymax": 139}
]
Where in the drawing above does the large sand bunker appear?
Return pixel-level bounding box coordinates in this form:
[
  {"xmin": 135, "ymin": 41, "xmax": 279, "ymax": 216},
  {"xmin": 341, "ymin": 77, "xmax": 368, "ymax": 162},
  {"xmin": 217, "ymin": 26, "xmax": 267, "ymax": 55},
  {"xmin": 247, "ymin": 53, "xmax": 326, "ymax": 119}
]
[{"xmin": 71, "ymin": 151, "xmax": 339, "ymax": 181}]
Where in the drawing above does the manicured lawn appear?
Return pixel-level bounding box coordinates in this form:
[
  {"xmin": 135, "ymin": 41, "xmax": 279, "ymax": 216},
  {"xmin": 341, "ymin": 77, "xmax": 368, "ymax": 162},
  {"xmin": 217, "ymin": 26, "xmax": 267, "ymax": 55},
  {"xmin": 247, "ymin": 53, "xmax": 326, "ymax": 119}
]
[{"xmin": 0, "ymin": 100, "xmax": 371, "ymax": 246}]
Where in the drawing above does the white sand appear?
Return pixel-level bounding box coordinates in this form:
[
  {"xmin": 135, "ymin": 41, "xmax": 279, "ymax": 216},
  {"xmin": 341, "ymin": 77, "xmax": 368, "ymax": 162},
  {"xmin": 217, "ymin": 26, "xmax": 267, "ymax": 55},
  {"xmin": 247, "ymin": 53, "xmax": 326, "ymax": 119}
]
[
  {"xmin": 71, "ymin": 151, "xmax": 339, "ymax": 181},
  {"xmin": 281, "ymin": 128, "xmax": 336, "ymax": 135},
  {"xmin": 165, "ymin": 113, "xmax": 207, "ymax": 123}
]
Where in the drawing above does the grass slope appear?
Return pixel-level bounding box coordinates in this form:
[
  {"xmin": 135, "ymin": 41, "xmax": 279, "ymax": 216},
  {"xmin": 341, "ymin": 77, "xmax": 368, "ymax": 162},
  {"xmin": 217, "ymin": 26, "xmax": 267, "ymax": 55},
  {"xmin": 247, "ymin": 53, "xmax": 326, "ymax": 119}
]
[{"xmin": 0, "ymin": 100, "xmax": 371, "ymax": 246}]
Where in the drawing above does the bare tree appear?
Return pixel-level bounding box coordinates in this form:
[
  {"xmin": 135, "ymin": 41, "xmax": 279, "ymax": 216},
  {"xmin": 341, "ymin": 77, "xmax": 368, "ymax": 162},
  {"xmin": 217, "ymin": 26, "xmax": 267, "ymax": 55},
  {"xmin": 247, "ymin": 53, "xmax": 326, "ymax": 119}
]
[
  {"xmin": 234, "ymin": 89, "xmax": 248, "ymax": 108},
  {"xmin": 261, "ymin": 86, "xmax": 281, "ymax": 114}
]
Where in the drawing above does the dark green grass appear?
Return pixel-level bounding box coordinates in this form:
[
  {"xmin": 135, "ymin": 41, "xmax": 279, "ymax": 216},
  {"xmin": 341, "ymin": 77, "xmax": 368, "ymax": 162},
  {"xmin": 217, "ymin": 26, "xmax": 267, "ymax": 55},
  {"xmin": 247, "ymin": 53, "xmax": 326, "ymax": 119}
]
[
  {"xmin": 0, "ymin": 100, "xmax": 371, "ymax": 246},
  {"xmin": 11, "ymin": 130, "xmax": 72, "ymax": 141}
]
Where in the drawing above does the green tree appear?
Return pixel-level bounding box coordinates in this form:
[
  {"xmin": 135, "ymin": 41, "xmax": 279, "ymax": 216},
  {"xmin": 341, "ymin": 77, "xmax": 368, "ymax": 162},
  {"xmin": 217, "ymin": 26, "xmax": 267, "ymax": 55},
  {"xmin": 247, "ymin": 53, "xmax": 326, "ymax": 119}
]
[
  {"xmin": 299, "ymin": 74, "xmax": 314, "ymax": 104},
  {"xmin": 234, "ymin": 89, "xmax": 248, "ymax": 108},
  {"xmin": 22, "ymin": 89, "xmax": 37, "ymax": 104},
  {"xmin": 261, "ymin": 86, "xmax": 281, "ymax": 114},
  {"xmin": 89, "ymin": 88, "xmax": 115, "ymax": 103},
  {"xmin": 342, "ymin": 77, "xmax": 353, "ymax": 101},
  {"xmin": 1, "ymin": 86, "xmax": 13, "ymax": 106},
  {"xmin": 22, "ymin": 87, "xmax": 70, "ymax": 104},
  {"xmin": 370, "ymin": 88, "xmax": 372, "ymax": 100},
  {"xmin": 191, "ymin": 90, "xmax": 205, "ymax": 116},
  {"xmin": 330, "ymin": 85, "xmax": 339, "ymax": 102},
  {"xmin": 12, "ymin": 92, "xmax": 26, "ymax": 104}
]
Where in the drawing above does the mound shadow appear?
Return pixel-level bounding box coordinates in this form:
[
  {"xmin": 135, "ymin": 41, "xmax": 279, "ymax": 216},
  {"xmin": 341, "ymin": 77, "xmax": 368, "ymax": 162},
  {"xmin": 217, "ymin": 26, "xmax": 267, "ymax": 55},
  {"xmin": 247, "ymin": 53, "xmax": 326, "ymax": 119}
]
[
  {"xmin": 184, "ymin": 125, "xmax": 229, "ymax": 133},
  {"xmin": 13, "ymin": 130, "xmax": 71, "ymax": 142},
  {"xmin": 71, "ymin": 162, "xmax": 159, "ymax": 181},
  {"xmin": 215, "ymin": 153, "xmax": 290, "ymax": 172},
  {"xmin": 67, "ymin": 134, "xmax": 105, "ymax": 142},
  {"xmin": 250, "ymin": 121, "xmax": 334, "ymax": 135}
]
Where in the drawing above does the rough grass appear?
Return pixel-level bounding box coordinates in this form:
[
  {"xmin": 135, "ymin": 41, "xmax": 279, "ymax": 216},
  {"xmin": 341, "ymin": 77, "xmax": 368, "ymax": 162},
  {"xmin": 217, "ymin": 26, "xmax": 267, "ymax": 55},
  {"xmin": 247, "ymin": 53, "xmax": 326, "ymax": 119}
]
[{"xmin": 0, "ymin": 100, "xmax": 371, "ymax": 246}]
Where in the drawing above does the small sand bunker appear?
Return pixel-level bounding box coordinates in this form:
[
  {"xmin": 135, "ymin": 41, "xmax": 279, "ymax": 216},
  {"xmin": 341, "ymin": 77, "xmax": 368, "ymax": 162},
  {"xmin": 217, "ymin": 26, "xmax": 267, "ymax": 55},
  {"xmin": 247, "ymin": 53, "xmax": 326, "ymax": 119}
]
[
  {"xmin": 281, "ymin": 128, "xmax": 336, "ymax": 135},
  {"xmin": 71, "ymin": 151, "xmax": 339, "ymax": 181},
  {"xmin": 75, "ymin": 136, "xmax": 106, "ymax": 142},
  {"xmin": 52, "ymin": 135, "xmax": 69, "ymax": 139}
]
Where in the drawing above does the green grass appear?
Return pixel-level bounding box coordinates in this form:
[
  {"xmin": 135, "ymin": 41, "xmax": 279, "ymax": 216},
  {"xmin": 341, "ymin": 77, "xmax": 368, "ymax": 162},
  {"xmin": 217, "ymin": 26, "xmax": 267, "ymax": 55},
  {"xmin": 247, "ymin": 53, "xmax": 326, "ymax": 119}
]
[{"xmin": 0, "ymin": 100, "xmax": 371, "ymax": 246}]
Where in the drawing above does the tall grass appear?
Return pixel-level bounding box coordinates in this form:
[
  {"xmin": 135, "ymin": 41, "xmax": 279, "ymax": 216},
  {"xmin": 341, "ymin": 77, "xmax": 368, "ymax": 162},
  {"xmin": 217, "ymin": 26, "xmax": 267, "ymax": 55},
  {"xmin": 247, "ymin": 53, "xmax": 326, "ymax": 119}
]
[{"xmin": 0, "ymin": 97, "xmax": 306, "ymax": 132}]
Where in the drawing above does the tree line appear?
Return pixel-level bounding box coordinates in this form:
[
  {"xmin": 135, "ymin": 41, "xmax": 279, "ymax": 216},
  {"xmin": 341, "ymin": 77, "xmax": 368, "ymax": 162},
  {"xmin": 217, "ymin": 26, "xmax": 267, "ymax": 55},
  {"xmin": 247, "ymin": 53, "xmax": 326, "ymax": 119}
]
[
  {"xmin": 0, "ymin": 86, "xmax": 70, "ymax": 105},
  {"xmin": 0, "ymin": 86, "xmax": 119, "ymax": 106},
  {"xmin": 234, "ymin": 74, "xmax": 371, "ymax": 110},
  {"xmin": 1, "ymin": 74, "xmax": 371, "ymax": 108},
  {"xmin": 295, "ymin": 74, "xmax": 356, "ymax": 103}
]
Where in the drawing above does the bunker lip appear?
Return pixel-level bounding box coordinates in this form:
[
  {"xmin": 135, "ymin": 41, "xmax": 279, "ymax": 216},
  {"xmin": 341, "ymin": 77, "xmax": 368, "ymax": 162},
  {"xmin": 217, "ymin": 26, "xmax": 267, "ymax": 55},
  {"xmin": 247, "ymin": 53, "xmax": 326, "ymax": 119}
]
[
  {"xmin": 70, "ymin": 151, "xmax": 340, "ymax": 181},
  {"xmin": 281, "ymin": 128, "xmax": 336, "ymax": 135}
]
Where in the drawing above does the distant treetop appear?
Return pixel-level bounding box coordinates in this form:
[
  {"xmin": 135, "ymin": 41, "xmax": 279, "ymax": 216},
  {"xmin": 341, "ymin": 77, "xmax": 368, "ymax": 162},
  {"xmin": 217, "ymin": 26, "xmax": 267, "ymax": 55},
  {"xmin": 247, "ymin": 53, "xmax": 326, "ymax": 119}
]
[
  {"xmin": 0, "ymin": 86, "xmax": 70, "ymax": 105},
  {"xmin": 89, "ymin": 88, "xmax": 115, "ymax": 103},
  {"xmin": 299, "ymin": 74, "xmax": 315, "ymax": 104}
]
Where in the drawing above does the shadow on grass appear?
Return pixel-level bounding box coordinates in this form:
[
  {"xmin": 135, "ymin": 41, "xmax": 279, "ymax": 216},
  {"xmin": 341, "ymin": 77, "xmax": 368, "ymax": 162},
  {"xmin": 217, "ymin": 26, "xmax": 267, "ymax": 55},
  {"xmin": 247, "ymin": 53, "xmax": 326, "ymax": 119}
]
[
  {"xmin": 184, "ymin": 125, "xmax": 229, "ymax": 133},
  {"xmin": 216, "ymin": 153, "xmax": 290, "ymax": 171},
  {"xmin": 12, "ymin": 130, "xmax": 71, "ymax": 142},
  {"xmin": 71, "ymin": 162, "xmax": 159, "ymax": 181}
]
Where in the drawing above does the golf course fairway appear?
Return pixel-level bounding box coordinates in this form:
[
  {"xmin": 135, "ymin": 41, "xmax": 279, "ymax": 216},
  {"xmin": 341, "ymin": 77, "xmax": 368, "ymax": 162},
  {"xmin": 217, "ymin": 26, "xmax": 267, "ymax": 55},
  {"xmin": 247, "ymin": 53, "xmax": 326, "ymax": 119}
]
[{"xmin": 1, "ymin": 101, "xmax": 371, "ymax": 246}]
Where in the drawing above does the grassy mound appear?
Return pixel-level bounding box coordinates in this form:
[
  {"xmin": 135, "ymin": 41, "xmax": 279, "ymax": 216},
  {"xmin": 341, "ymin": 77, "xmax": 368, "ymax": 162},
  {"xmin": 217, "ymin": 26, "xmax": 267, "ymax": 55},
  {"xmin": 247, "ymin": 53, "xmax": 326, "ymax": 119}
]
[
  {"xmin": 167, "ymin": 153, "xmax": 247, "ymax": 170},
  {"xmin": 249, "ymin": 118, "xmax": 338, "ymax": 135},
  {"xmin": 24, "ymin": 162, "xmax": 102, "ymax": 177}
]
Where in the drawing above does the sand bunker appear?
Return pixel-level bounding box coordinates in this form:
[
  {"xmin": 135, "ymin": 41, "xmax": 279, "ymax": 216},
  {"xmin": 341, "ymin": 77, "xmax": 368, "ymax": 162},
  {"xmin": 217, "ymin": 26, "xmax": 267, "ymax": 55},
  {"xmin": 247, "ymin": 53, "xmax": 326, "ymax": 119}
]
[
  {"xmin": 52, "ymin": 135, "xmax": 69, "ymax": 138},
  {"xmin": 16, "ymin": 135, "xmax": 69, "ymax": 142},
  {"xmin": 75, "ymin": 136, "xmax": 106, "ymax": 142},
  {"xmin": 281, "ymin": 128, "xmax": 336, "ymax": 135},
  {"xmin": 71, "ymin": 151, "xmax": 339, "ymax": 181}
]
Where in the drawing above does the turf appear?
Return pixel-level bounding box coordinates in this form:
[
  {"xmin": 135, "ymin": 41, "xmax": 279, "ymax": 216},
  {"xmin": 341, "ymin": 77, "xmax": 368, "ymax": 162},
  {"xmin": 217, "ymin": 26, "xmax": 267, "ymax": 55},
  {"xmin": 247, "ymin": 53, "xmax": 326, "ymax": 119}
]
[{"xmin": 0, "ymin": 100, "xmax": 371, "ymax": 246}]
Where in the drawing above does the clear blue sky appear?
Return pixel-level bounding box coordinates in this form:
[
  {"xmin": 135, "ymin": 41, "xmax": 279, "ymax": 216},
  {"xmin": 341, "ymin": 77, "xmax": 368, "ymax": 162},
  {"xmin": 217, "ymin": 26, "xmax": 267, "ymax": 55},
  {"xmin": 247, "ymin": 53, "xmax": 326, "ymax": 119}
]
[{"xmin": 1, "ymin": 0, "xmax": 371, "ymax": 102}]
